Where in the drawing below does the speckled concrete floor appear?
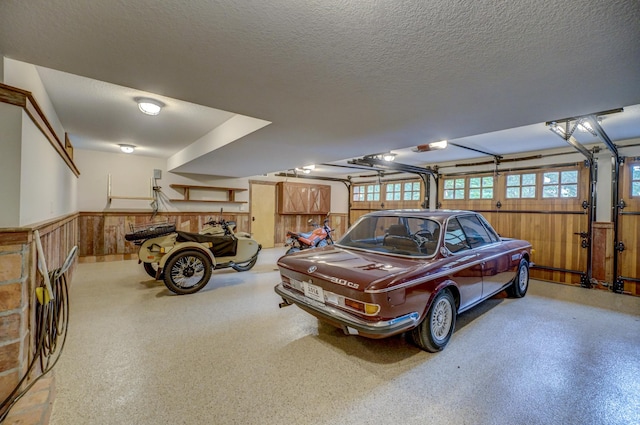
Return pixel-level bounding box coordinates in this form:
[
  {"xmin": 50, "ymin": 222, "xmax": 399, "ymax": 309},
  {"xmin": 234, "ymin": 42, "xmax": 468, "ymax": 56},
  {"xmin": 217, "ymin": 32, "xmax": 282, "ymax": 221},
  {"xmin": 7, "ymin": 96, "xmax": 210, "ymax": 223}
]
[{"xmin": 50, "ymin": 248, "xmax": 640, "ymax": 425}]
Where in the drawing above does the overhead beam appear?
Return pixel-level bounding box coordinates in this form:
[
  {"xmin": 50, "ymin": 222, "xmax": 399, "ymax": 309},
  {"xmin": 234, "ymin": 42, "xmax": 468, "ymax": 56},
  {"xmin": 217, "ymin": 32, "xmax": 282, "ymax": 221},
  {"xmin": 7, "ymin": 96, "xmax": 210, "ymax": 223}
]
[
  {"xmin": 274, "ymin": 172, "xmax": 351, "ymax": 184},
  {"xmin": 348, "ymin": 158, "xmax": 437, "ymax": 177},
  {"xmin": 544, "ymin": 108, "xmax": 623, "ymax": 126},
  {"xmin": 449, "ymin": 142, "xmax": 503, "ymax": 163}
]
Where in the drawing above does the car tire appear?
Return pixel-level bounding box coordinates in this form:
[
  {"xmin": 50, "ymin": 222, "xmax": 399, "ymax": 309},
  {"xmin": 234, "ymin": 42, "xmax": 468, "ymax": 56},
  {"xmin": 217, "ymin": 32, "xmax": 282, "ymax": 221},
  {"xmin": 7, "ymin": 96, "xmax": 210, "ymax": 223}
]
[
  {"xmin": 163, "ymin": 250, "xmax": 212, "ymax": 295},
  {"xmin": 124, "ymin": 224, "xmax": 176, "ymax": 241},
  {"xmin": 410, "ymin": 289, "xmax": 456, "ymax": 352},
  {"xmin": 507, "ymin": 259, "xmax": 529, "ymax": 298}
]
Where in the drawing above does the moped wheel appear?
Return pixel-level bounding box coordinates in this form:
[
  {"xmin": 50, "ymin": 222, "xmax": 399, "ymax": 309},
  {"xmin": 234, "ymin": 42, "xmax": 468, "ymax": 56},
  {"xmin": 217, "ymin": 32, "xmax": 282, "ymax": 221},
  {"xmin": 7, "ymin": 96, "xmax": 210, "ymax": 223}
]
[
  {"xmin": 143, "ymin": 262, "xmax": 164, "ymax": 280},
  {"xmin": 231, "ymin": 255, "xmax": 258, "ymax": 272},
  {"xmin": 163, "ymin": 250, "xmax": 212, "ymax": 295}
]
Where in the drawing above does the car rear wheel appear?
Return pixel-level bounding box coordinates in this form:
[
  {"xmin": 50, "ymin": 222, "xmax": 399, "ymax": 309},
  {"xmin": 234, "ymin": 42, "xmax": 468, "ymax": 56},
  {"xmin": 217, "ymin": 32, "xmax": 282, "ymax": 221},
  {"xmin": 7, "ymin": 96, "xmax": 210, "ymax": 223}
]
[
  {"xmin": 507, "ymin": 259, "xmax": 529, "ymax": 298},
  {"xmin": 410, "ymin": 289, "xmax": 456, "ymax": 352},
  {"xmin": 163, "ymin": 250, "xmax": 212, "ymax": 295}
]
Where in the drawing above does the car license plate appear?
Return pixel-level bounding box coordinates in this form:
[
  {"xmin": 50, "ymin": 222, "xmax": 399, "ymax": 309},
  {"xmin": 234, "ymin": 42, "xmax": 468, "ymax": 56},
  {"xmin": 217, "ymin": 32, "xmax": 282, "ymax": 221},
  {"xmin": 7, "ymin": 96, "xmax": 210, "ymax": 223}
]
[{"xmin": 303, "ymin": 281, "xmax": 324, "ymax": 303}]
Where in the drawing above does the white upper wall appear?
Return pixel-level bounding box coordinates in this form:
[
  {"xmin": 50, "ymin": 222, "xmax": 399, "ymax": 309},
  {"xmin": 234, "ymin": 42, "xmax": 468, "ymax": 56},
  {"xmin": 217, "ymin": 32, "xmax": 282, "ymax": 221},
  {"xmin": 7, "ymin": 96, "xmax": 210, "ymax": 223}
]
[
  {"xmin": 75, "ymin": 149, "xmax": 350, "ymax": 214},
  {"xmin": 0, "ymin": 57, "xmax": 77, "ymax": 227},
  {"xmin": 20, "ymin": 110, "xmax": 77, "ymax": 226},
  {"xmin": 0, "ymin": 103, "xmax": 22, "ymax": 227},
  {"xmin": 4, "ymin": 58, "xmax": 65, "ymax": 144}
]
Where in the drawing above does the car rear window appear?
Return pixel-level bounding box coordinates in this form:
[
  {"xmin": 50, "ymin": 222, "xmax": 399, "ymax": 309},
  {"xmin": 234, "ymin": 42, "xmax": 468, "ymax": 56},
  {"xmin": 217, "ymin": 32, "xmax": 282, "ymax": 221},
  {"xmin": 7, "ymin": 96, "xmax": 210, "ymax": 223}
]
[{"xmin": 338, "ymin": 216, "xmax": 440, "ymax": 257}]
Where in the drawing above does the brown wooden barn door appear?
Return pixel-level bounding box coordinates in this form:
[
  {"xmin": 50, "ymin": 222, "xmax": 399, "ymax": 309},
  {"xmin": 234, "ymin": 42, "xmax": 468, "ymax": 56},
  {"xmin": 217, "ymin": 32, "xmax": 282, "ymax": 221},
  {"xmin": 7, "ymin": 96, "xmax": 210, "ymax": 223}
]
[{"xmin": 616, "ymin": 159, "xmax": 640, "ymax": 295}]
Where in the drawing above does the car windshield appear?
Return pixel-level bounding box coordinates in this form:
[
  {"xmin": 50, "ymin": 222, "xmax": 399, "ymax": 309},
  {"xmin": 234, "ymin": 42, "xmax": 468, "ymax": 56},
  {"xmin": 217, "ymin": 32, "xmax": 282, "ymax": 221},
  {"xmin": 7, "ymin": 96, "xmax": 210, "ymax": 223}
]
[{"xmin": 337, "ymin": 215, "xmax": 440, "ymax": 257}]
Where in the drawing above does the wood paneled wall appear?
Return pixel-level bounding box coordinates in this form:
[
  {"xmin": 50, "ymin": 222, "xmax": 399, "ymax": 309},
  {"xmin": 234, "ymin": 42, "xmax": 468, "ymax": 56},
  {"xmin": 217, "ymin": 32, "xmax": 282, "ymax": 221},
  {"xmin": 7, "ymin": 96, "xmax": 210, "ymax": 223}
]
[
  {"xmin": 78, "ymin": 211, "xmax": 349, "ymax": 262},
  {"xmin": 78, "ymin": 211, "xmax": 250, "ymax": 262},
  {"xmin": 275, "ymin": 213, "xmax": 348, "ymax": 245}
]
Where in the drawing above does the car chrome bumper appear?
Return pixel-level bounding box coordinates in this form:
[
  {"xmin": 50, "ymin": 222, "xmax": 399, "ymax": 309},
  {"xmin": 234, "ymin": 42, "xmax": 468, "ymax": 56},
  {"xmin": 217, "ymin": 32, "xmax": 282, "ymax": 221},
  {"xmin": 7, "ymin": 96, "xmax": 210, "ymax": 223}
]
[{"xmin": 274, "ymin": 283, "xmax": 420, "ymax": 337}]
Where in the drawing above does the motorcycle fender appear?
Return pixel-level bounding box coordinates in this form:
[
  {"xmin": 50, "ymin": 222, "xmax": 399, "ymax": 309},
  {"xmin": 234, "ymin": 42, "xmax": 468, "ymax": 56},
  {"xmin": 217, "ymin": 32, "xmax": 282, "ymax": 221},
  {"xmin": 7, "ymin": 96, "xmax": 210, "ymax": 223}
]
[
  {"xmin": 158, "ymin": 242, "xmax": 217, "ymax": 269},
  {"xmin": 138, "ymin": 233, "xmax": 177, "ymax": 263}
]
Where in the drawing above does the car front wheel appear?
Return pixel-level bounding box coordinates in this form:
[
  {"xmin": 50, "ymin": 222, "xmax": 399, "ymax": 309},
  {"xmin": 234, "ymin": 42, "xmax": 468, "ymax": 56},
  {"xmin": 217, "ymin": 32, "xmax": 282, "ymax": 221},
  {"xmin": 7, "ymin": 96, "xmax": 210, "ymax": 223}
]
[
  {"xmin": 410, "ymin": 289, "xmax": 456, "ymax": 352},
  {"xmin": 163, "ymin": 250, "xmax": 212, "ymax": 295},
  {"xmin": 507, "ymin": 259, "xmax": 529, "ymax": 298}
]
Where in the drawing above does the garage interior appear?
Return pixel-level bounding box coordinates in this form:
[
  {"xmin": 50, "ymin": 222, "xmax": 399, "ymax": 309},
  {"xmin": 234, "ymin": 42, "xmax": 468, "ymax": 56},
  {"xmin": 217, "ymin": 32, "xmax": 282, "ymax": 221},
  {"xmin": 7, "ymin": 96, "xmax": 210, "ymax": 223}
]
[{"xmin": 0, "ymin": 1, "xmax": 639, "ymax": 424}]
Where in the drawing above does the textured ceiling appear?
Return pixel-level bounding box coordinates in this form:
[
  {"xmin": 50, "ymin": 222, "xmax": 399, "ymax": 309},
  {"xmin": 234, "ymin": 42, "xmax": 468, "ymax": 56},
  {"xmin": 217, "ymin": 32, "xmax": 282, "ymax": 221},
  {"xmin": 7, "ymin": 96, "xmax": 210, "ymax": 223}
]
[{"xmin": 1, "ymin": 0, "xmax": 639, "ymax": 178}]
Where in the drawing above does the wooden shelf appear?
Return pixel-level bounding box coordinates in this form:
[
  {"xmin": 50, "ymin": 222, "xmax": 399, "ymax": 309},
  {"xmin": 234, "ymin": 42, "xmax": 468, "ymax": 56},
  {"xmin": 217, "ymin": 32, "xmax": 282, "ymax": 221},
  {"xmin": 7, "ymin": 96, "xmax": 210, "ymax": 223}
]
[
  {"xmin": 109, "ymin": 196, "xmax": 153, "ymax": 201},
  {"xmin": 169, "ymin": 184, "xmax": 248, "ymax": 203}
]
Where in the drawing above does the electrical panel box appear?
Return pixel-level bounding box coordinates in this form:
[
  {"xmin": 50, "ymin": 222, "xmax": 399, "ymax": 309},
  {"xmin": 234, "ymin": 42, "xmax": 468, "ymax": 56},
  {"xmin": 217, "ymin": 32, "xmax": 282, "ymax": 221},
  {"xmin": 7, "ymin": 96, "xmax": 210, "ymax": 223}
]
[{"xmin": 153, "ymin": 169, "xmax": 162, "ymax": 179}]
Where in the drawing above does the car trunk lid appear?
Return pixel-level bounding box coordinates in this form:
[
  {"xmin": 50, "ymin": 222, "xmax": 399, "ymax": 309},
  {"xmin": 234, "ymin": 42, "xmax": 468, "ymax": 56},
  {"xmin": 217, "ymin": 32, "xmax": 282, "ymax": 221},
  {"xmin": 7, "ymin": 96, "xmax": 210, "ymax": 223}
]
[{"xmin": 277, "ymin": 245, "xmax": 430, "ymax": 292}]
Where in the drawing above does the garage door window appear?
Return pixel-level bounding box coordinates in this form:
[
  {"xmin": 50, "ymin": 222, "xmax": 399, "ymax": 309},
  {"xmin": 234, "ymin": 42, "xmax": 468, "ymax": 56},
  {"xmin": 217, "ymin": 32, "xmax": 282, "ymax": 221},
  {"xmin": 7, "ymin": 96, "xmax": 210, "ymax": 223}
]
[
  {"xmin": 543, "ymin": 171, "xmax": 578, "ymax": 198},
  {"xmin": 353, "ymin": 185, "xmax": 365, "ymax": 201},
  {"xmin": 403, "ymin": 182, "xmax": 421, "ymax": 201},
  {"xmin": 443, "ymin": 178, "xmax": 465, "ymax": 200},
  {"xmin": 366, "ymin": 184, "xmax": 380, "ymax": 201},
  {"xmin": 469, "ymin": 176, "xmax": 494, "ymax": 199},
  {"xmin": 632, "ymin": 165, "xmax": 640, "ymax": 197},
  {"xmin": 386, "ymin": 183, "xmax": 401, "ymax": 201},
  {"xmin": 506, "ymin": 173, "xmax": 536, "ymax": 199}
]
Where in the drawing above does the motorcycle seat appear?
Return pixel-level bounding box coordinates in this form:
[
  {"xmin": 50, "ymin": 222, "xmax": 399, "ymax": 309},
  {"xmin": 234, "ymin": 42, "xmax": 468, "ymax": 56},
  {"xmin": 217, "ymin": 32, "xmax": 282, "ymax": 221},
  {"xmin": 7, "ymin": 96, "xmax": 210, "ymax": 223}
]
[
  {"xmin": 176, "ymin": 231, "xmax": 238, "ymax": 257},
  {"xmin": 176, "ymin": 231, "xmax": 234, "ymax": 244},
  {"xmin": 288, "ymin": 231, "xmax": 314, "ymax": 239}
]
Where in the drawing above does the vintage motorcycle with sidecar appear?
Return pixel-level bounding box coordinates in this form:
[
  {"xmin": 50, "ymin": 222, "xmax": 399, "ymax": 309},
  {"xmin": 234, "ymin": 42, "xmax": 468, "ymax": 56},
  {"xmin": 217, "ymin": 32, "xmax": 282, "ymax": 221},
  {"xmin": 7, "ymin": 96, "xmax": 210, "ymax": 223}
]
[{"xmin": 125, "ymin": 218, "xmax": 261, "ymax": 295}]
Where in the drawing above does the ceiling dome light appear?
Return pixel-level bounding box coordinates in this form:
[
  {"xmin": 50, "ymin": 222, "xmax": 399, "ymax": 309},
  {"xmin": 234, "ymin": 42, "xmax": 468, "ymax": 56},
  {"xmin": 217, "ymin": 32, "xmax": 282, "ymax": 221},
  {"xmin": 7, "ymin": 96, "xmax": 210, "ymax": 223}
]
[
  {"xmin": 135, "ymin": 97, "xmax": 164, "ymax": 116},
  {"xmin": 119, "ymin": 144, "xmax": 136, "ymax": 153}
]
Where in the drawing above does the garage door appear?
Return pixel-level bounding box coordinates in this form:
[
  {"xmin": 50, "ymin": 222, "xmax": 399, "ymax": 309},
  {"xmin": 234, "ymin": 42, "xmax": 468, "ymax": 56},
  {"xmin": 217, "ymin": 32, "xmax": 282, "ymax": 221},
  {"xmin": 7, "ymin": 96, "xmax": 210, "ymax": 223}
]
[
  {"xmin": 440, "ymin": 163, "xmax": 590, "ymax": 286},
  {"xmin": 617, "ymin": 159, "xmax": 640, "ymax": 295}
]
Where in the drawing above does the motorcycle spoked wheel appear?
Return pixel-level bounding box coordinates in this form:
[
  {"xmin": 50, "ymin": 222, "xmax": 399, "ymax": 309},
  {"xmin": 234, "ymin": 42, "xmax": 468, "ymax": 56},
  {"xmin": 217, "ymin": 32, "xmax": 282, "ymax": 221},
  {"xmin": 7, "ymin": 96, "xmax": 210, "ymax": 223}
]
[
  {"xmin": 231, "ymin": 255, "xmax": 258, "ymax": 272},
  {"xmin": 163, "ymin": 250, "xmax": 212, "ymax": 295},
  {"xmin": 143, "ymin": 262, "xmax": 164, "ymax": 280}
]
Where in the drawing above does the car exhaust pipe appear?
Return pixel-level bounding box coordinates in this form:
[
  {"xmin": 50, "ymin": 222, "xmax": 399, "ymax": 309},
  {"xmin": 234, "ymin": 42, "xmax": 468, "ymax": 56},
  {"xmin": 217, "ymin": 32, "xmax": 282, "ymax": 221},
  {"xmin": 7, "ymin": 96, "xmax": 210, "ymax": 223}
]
[{"xmin": 279, "ymin": 298, "xmax": 293, "ymax": 308}]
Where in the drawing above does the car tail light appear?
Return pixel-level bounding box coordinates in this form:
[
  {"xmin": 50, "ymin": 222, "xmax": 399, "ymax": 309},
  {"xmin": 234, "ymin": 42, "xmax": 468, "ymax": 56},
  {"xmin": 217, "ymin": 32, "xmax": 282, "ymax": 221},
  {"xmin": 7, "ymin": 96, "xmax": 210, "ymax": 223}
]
[{"xmin": 338, "ymin": 297, "xmax": 380, "ymax": 316}]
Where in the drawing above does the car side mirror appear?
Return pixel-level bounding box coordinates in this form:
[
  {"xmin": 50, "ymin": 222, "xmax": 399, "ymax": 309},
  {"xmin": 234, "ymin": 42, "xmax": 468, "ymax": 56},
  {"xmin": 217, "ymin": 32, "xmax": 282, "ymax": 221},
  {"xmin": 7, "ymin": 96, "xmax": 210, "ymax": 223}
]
[{"xmin": 440, "ymin": 246, "xmax": 451, "ymax": 257}]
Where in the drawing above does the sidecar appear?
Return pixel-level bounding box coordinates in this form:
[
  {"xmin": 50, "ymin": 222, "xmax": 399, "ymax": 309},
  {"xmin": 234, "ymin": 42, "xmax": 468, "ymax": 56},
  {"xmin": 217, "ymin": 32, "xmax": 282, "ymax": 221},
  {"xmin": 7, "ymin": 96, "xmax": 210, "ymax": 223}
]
[{"xmin": 128, "ymin": 221, "xmax": 261, "ymax": 295}]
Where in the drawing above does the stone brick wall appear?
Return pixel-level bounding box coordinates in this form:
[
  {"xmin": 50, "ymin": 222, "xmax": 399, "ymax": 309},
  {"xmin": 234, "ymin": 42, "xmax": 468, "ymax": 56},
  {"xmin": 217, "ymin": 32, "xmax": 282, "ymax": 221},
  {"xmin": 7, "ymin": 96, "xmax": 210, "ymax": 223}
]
[
  {"xmin": 0, "ymin": 214, "xmax": 77, "ymax": 406},
  {"xmin": 0, "ymin": 232, "xmax": 31, "ymax": 403}
]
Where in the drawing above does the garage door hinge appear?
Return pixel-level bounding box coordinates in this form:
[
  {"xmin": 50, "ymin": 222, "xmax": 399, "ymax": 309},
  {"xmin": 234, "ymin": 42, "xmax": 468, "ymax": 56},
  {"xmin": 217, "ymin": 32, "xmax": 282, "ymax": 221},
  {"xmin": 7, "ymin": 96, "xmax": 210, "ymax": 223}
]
[{"xmin": 613, "ymin": 277, "xmax": 624, "ymax": 294}]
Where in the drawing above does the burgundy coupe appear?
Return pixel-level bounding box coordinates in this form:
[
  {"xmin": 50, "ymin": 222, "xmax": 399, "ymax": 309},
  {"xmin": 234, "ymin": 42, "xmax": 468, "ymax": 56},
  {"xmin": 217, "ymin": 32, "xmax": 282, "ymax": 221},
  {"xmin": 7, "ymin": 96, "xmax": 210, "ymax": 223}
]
[{"xmin": 275, "ymin": 210, "xmax": 532, "ymax": 352}]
